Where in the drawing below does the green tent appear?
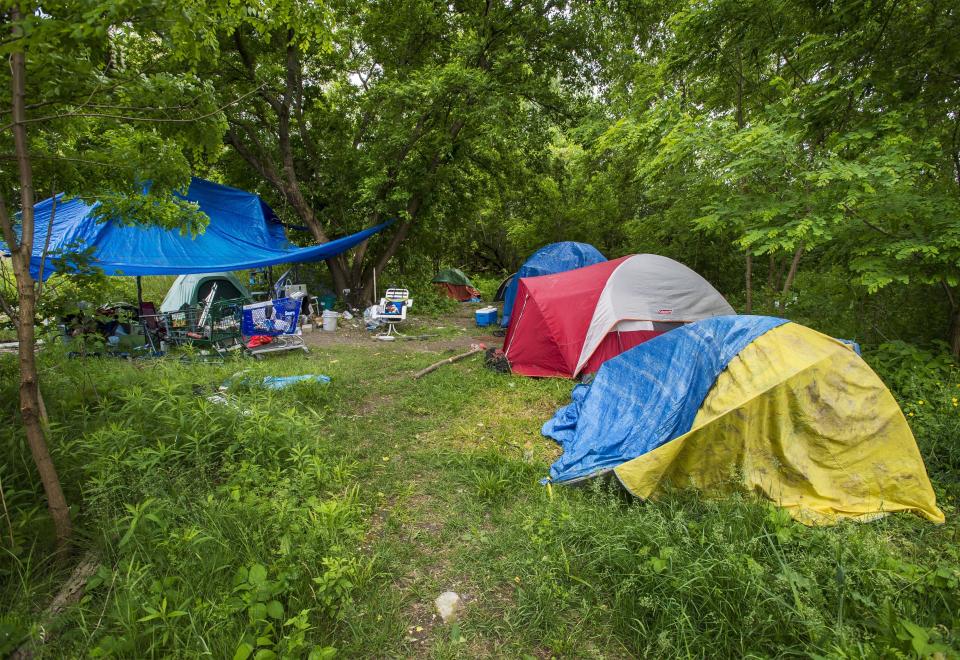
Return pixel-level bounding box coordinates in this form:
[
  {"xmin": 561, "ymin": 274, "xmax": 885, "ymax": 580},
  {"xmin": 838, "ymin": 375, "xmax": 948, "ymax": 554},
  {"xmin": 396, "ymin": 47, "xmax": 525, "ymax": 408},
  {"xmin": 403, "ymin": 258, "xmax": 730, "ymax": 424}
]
[
  {"xmin": 432, "ymin": 268, "xmax": 480, "ymax": 302},
  {"xmin": 432, "ymin": 268, "xmax": 474, "ymax": 286},
  {"xmin": 160, "ymin": 272, "xmax": 252, "ymax": 312}
]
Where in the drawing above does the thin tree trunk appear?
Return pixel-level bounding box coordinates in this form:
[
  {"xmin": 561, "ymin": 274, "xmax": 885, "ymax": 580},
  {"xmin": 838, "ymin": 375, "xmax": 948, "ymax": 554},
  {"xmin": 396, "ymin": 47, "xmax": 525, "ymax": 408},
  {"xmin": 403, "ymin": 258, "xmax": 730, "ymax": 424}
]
[
  {"xmin": 943, "ymin": 282, "xmax": 960, "ymax": 359},
  {"xmin": 744, "ymin": 252, "xmax": 753, "ymax": 314},
  {"xmin": 780, "ymin": 243, "xmax": 804, "ymax": 301},
  {"xmin": 15, "ymin": 267, "xmax": 71, "ymax": 551},
  {"xmin": 4, "ymin": 20, "xmax": 72, "ymax": 551}
]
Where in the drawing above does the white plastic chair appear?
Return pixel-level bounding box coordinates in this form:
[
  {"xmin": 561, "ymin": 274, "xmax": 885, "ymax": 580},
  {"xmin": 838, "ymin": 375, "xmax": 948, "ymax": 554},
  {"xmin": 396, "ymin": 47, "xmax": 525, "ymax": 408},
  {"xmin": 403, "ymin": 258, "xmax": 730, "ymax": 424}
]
[{"xmin": 376, "ymin": 287, "xmax": 413, "ymax": 336}]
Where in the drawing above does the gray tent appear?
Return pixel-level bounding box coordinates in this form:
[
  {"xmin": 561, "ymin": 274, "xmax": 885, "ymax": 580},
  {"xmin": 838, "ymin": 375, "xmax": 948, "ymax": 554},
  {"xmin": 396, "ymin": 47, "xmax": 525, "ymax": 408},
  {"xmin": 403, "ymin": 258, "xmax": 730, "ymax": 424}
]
[{"xmin": 160, "ymin": 272, "xmax": 252, "ymax": 312}]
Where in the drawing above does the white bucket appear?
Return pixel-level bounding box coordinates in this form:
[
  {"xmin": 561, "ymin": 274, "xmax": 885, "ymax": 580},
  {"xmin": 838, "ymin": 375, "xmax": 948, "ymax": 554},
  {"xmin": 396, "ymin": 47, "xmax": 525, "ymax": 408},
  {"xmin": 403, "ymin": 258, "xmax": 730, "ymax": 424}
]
[{"xmin": 322, "ymin": 310, "xmax": 339, "ymax": 332}]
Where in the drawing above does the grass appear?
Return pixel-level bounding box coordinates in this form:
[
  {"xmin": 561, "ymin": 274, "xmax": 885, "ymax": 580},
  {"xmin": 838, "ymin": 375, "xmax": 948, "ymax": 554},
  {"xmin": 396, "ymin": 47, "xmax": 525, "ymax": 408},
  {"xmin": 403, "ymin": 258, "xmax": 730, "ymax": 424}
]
[{"xmin": 1, "ymin": 325, "xmax": 959, "ymax": 658}]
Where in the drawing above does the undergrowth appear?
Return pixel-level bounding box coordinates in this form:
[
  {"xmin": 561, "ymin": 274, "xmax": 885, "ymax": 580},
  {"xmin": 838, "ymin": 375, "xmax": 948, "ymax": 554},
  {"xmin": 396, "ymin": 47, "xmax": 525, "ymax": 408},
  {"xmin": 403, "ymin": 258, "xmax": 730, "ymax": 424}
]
[{"xmin": 1, "ymin": 331, "xmax": 959, "ymax": 657}]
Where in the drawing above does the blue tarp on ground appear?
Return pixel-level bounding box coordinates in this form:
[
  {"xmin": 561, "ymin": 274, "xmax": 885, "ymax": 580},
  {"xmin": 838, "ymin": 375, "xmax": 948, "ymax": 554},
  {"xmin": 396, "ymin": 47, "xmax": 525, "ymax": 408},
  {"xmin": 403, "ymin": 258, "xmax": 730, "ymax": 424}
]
[
  {"xmin": 500, "ymin": 241, "xmax": 606, "ymax": 327},
  {"xmin": 542, "ymin": 315, "xmax": 788, "ymax": 483},
  {"xmin": 2, "ymin": 178, "xmax": 391, "ymax": 280}
]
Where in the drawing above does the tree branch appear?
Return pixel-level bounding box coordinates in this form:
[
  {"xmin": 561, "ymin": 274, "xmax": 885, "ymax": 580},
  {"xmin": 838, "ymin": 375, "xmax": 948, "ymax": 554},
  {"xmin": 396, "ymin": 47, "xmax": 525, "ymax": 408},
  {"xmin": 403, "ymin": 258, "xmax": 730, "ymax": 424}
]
[{"xmin": 0, "ymin": 83, "xmax": 267, "ymax": 132}]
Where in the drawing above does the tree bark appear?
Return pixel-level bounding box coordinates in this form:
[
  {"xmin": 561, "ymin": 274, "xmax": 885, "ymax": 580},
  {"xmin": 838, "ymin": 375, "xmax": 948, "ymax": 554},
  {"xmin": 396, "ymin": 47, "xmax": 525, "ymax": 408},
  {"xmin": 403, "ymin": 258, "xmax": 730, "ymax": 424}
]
[
  {"xmin": 4, "ymin": 12, "xmax": 72, "ymax": 552},
  {"xmin": 780, "ymin": 243, "xmax": 805, "ymax": 301},
  {"xmin": 744, "ymin": 252, "xmax": 753, "ymax": 314},
  {"xmin": 949, "ymin": 308, "xmax": 960, "ymax": 359},
  {"xmin": 943, "ymin": 282, "xmax": 960, "ymax": 359}
]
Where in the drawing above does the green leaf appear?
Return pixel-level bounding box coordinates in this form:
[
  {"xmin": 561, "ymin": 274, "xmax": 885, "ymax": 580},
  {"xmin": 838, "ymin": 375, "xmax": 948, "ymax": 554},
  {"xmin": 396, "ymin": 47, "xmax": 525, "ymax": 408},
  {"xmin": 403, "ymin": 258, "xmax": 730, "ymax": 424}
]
[
  {"xmin": 248, "ymin": 564, "xmax": 268, "ymax": 586},
  {"xmin": 232, "ymin": 642, "xmax": 254, "ymax": 660},
  {"xmin": 266, "ymin": 601, "xmax": 284, "ymax": 620}
]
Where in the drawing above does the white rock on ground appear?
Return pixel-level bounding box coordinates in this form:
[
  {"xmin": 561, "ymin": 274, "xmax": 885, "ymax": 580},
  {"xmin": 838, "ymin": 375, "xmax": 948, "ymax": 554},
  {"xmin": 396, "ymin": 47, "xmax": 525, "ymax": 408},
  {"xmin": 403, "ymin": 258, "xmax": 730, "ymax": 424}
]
[{"xmin": 434, "ymin": 591, "xmax": 462, "ymax": 623}]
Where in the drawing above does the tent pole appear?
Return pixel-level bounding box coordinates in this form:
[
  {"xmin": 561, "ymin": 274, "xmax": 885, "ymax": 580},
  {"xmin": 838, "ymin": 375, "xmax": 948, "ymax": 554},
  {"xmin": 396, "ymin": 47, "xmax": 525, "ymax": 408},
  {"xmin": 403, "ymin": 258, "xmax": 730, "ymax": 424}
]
[{"xmin": 135, "ymin": 276, "xmax": 143, "ymax": 309}]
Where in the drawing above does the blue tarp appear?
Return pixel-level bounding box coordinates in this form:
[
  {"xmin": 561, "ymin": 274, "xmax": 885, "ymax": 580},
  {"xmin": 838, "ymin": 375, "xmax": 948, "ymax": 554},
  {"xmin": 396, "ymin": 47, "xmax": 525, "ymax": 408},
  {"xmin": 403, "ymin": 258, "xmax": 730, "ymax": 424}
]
[
  {"xmin": 501, "ymin": 241, "xmax": 606, "ymax": 326},
  {"xmin": 542, "ymin": 315, "xmax": 788, "ymax": 483},
  {"xmin": 2, "ymin": 178, "xmax": 391, "ymax": 280}
]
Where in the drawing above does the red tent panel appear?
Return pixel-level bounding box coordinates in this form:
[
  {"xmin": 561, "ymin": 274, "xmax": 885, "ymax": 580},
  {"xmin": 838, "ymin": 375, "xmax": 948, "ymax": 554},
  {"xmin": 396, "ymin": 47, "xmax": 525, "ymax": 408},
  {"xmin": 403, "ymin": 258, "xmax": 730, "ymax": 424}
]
[
  {"xmin": 435, "ymin": 282, "xmax": 480, "ymax": 302},
  {"xmin": 504, "ymin": 258, "xmax": 626, "ymax": 377},
  {"xmin": 579, "ymin": 330, "xmax": 664, "ymax": 374}
]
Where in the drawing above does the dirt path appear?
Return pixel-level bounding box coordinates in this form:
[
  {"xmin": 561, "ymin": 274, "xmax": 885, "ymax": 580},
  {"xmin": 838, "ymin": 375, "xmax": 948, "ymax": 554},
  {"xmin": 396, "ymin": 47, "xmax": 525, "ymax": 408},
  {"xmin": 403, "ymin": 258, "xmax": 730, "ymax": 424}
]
[{"xmin": 302, "ymin": 304, "xmax": 502, "ymax": 354}]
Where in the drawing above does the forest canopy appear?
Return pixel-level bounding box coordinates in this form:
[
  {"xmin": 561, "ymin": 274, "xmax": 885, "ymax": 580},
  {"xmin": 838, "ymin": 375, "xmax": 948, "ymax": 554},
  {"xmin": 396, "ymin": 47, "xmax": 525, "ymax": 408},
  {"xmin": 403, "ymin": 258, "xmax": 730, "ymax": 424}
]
[{"xmin": 1, "ymin": 0, "xmax": 958, "ymax": 350}]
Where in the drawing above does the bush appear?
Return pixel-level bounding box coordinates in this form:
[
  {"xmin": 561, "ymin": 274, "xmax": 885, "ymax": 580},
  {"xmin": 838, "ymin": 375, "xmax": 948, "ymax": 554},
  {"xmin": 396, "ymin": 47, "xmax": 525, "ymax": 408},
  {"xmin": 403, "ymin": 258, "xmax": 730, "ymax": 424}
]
[{"xmin": 865, "ymin": 341, "xmax": 960, "ymax": 486}]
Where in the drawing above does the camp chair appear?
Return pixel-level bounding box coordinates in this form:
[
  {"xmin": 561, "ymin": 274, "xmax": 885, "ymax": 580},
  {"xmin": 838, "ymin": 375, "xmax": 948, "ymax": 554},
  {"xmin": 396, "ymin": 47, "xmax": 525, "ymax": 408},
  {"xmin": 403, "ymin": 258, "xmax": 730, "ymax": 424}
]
[
  {"xmin": 375, "ymin": 288, "xmax": 413, "ymax": 337},
  {"xmin": 138, "ymin": 301, "xmax": 166, "ymax": 352}
]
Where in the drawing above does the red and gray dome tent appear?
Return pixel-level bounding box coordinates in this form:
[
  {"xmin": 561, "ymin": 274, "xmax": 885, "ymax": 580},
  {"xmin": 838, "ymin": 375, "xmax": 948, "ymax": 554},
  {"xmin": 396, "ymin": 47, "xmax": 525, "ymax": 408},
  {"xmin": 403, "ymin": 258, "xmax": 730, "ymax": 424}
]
[{"xmin": 502, "ymin": 254, "xmax": 735, "ymax": 378}]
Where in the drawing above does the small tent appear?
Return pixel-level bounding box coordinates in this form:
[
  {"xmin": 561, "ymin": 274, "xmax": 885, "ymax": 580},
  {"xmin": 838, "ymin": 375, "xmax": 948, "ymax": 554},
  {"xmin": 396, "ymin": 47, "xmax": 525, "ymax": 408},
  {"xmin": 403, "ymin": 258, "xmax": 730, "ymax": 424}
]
[
  {"xmin": 503, "ymin": 254, "xmax": 734, "ymax": 378},
  {"xmin": 500, "ymin": 241, "xmax": 606, "ymax": 327},
  {"xmin": 160, "ymin": 272, "xmax": 252, "ymax": 313},
  {"xmin": 494, "ymin": 274, "xmax": 514, "ymax": 302},
  {"xmin": 432, "ymin": 268, "xmax": 480, "ymax": 302},
  {"xmin": 542, "ymin": 316, "xmax": 944, "ymax": 525}
]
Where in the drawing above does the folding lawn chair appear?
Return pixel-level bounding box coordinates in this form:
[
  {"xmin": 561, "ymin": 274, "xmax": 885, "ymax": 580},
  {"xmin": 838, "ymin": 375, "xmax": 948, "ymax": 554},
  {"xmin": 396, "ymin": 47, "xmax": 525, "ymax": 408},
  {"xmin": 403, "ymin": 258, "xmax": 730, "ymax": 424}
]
[
  {"xmin": 138, "ymin": 301, "xmax": 166, "ymax": 352},
  {"xmin": 375, "ymin": 287, "xmax": 413, "ymax": 337}
]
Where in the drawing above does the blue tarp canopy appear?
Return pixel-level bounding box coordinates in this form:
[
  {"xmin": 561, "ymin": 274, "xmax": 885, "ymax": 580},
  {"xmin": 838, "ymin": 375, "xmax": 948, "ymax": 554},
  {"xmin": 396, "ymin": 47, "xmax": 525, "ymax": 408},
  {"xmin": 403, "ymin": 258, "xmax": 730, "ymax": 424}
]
[
  {"xmin": 501, "ymin": 241, "xmax": 606, "ymax": 327},
  {"xmin": 542, "ymin": 315, "xmax": 788, "ymax": 483},
  {"xmin": 2, "ymin": 177, "xmax": 391, "ymax": 280}
]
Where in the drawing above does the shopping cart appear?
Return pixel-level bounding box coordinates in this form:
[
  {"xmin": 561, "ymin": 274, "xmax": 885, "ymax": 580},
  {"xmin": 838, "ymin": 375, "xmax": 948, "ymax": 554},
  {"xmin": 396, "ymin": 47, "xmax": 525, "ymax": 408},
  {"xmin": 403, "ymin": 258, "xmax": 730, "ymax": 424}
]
[
  {"xmin": 160, "ymin": 297, "xmax": 246, "ymax": 357},
  {"xmin": 241, "ymin": 296, "xmax": 308, "ymax": 358}
]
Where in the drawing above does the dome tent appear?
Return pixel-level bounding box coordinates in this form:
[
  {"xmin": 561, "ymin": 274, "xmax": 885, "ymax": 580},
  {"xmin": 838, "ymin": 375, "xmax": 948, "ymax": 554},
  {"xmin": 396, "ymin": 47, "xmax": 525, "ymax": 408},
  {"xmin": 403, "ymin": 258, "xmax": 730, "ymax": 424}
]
[
  {"xmin": 503, "ymin": 254, "xmax": 734, "ymax": 378},
  {"xmin": 494, "ymin": 274, "xmax": 513, "ymax": 302},
  {"xmin": 160, "ymin": 272, "xmax": 252, "ymax": 313},
  {"xmin": 432, "ymin": 268, "xmax": 480, "ymax": 302},
  {"xmin": 500, "ymin": 241, "xmax": 606, "ymax": 327},
  {"xmin": 543, "ymin": 316, "xmax": 944, "ymax": 525}
]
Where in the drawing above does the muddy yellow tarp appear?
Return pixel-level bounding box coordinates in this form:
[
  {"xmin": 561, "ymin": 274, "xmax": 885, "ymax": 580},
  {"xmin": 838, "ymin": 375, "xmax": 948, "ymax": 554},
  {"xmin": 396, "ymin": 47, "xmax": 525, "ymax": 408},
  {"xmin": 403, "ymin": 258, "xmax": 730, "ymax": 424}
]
[{"xmin": 614, "ymin": 323, "xmax": 944, "ymax": 525}]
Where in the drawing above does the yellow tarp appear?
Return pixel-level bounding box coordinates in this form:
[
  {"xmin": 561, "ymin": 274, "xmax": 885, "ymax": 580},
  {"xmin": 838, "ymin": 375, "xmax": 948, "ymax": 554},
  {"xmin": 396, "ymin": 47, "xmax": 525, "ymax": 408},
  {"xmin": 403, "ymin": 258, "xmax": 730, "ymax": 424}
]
[{"xmin": 614, "ymin": 323, "xmax": 944, "ymax": 525}]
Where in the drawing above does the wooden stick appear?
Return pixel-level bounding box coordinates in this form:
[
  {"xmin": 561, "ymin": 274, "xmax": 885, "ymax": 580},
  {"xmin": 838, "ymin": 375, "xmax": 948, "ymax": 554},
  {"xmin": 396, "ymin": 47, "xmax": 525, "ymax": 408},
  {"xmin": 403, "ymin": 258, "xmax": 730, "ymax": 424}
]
[{"xmin": 413, "ymin": 343, "xmax": 485, "ymax": 379}]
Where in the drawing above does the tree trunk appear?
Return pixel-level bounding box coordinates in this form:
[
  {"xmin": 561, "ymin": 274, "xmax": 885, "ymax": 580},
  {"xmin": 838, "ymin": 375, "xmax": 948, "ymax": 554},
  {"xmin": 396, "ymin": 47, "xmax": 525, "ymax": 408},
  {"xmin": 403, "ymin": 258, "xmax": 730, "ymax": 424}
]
[
  {"xmin": 4, "ymin": 15, "xmax": 72, "ymax": 552},
  {"xmin": 744, "ymin": 252, "xmax": 753, "ymax": 314},
  {"xmin": 950, "ymin": 308, "xmax": 960, "ymax": 359},
  {"xmin": 15, "ymin": 266, "xmax": 72, "ymax": 552},
  {"xmin": 944, "ymin": 283, "xmax": 960, "ymax": 359},
  {"xmin": 780, "ymin": 243, "xmax": 805, "ymax": 301}
]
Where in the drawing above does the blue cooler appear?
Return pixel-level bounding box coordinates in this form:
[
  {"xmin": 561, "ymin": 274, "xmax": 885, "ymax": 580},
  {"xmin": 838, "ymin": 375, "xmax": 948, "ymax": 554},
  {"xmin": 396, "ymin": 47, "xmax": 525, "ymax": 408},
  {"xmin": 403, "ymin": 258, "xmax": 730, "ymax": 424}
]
[{"xmin": 475, "ymin": 306, "xmax": 498, "ymax": 327}]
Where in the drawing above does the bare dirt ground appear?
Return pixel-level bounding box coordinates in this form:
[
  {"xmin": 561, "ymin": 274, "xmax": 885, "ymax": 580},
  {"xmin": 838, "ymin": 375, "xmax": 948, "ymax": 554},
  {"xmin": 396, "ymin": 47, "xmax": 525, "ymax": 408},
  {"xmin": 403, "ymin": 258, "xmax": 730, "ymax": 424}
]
[{"xmin": 301, "ymin": 302, "xmax": 503, "ymax": 354}]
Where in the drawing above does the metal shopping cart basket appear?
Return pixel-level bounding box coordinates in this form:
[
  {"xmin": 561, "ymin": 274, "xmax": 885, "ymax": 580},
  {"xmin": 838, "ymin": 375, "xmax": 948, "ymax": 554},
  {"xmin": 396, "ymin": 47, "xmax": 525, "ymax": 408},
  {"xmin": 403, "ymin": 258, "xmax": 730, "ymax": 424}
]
[
  {"xmin": 161, "ymin": 297, "xmax": 246, "ymax": 357},
  {"xmin": 241, "ymin": 296, "xmax": 309, "ymax": 358}
]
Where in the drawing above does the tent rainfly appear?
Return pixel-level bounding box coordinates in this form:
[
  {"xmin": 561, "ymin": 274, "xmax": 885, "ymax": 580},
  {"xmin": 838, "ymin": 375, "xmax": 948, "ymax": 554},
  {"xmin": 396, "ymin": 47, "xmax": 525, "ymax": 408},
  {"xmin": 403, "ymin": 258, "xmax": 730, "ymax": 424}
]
[
  {"xmin": 432, "ymin": 268, "xmax": 480, "ymax": 302},
  {"xmin": 500, "ymin": 241, "xmax": 606, "ymax": 327},
  {"xmin": 503, "ymin": 254, "xmax": 734, "ymax": 378},
  {"xmin": 543, "ymin": 315, "xmax": 945, "ymax": 525},
  {"xmin": 160, "ymin": 272, "xmax": 252, "ymax": 313}
]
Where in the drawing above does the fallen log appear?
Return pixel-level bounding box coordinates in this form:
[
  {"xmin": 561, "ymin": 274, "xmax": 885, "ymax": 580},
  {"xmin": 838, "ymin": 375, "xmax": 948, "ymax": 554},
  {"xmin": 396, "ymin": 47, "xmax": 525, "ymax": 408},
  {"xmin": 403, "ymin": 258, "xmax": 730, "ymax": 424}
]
[{"xmin": 413, "ymin": 343, "xmax": 486, "ymax": 379}]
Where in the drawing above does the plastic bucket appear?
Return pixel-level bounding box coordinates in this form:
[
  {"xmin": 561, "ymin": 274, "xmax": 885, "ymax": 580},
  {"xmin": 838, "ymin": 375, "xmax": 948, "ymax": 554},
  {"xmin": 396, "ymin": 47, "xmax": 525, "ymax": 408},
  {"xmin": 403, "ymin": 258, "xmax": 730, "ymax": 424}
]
[
  {"xmin": 321, "ymin": 294, "xmax": 337, "ymax": 311},
  {"xmin": 322, "ymin": 310, "xmax": 339, "ymax": 332}
]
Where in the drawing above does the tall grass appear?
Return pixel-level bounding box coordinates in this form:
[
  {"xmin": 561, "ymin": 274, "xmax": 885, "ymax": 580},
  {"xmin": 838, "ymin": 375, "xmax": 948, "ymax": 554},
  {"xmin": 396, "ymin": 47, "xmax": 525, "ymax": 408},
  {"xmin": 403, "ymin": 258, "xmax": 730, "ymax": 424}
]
[
  {"xmin": 1, "ymin": 336, "xmax": 958, "ymax": 657},
  {"xmin": 0, "ymin": 348, "xmax": 373, "ymax": 657}
]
